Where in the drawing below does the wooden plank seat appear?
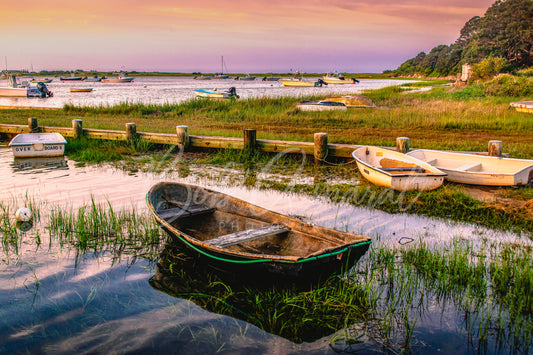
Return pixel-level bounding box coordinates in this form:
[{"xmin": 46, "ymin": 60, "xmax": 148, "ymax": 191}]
[
  {"xmin": 158, "ymin": 203, "xmax": 216, "ymax": 220},
  {"xmin": 206, "ymin": 224, "xmax": 291, "ymax": 248}
]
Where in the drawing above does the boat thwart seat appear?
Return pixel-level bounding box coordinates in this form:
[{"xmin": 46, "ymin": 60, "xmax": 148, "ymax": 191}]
[
  {"xmin": 206, "ymin": 224, "xmax": 291, "ymax": 248},
  {"xmin": 455, "ymin": 162, "xmax": 482, "ymax": 172},
  {"xmin": 158, "ymin": 204, "xmax": 216, "ymax": 220}
]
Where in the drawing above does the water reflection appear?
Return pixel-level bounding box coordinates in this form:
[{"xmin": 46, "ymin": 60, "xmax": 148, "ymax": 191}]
[{"xmin": 11, "ymin": 156, "xmax": 68, "ymax": 174}]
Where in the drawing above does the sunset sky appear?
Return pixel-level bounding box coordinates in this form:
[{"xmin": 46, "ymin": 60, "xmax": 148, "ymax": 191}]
[{"xmin": 2, "ymin": 0, "xmax": 494, "ymax": 73}]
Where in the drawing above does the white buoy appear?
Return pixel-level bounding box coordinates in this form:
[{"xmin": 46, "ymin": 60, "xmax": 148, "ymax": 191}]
[{"xmin": 15, "ymin": 207, "xmax": 32, "ymax": 222}]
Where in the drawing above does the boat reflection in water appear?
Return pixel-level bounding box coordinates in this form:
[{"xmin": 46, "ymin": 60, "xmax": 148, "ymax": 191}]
[
  {"xmin": 149, "ymin": 239, "xmax": 373, "ymax": 346},
  {"xmin": 10, "ymin": 156, "xmax": 68, "ymax": 174}
]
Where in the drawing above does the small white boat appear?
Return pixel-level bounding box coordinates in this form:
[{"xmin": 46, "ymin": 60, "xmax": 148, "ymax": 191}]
[
  {"xmin": 9, "ymin": 133, "xmax": 67, "ymax": 158},
  {"xmin": 352, "ymin": 146, "xmax": 447, "ymax": 191},
  {"xmin": 235, "ymin": 75, "xmax": 256, "ymax": 81},
  {"xmin": 280, "ymin": 78, "xmax": 327, "ymax": 87},
  {"xmin": 296, "ymin": 100, "xmax": 347, "ymax": 112},
  {"xmin": 0, "ymin": 76, "xmax": 53, "ymax": 98},
  {"xmin": 101, "ymin": 73, "xmax": 134, "ymax": 83},
  {"xmin": 323, "ymin": 72, "xmax": 359, "ymax": 84},
  {"xmin": 85, "ymin": 75, "xmax": 104, "ymax": 82},
  {"xmin": 407, "ymin": 149, "xmax": 533, "ymax": 186},
  {"xmin": 194, "ymin": 87, "xmax": 239, "ymax": 99}
]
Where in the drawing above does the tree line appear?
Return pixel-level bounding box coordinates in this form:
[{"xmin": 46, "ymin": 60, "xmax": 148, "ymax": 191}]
[{"xmin": 393, "ymin": 0, "xmax": 533, "ymax": 77}]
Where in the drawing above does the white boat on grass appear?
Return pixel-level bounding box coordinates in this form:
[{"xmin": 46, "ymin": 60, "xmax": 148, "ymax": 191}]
[
  {"xmin": 194, "ymin": 87, "xmax": 239, "ymax": 99},
  {"xmin": 352, "ymin": 146, "xmax": 447, "ymax": 191},
  {"xmin": 296, "ymin": 100, "xmax": 347, "ymax": 112},
  {"xmin": 9, "ymin": 133, "xmax": 67, "ymax": 158},
  {"xmin": 407, "ymin": 149, "xmax": 533, "ymax": 186}
]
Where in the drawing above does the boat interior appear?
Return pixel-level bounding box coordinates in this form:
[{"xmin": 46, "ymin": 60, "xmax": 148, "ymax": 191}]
[
  {"xmin": 408, "ymin": 149, "xmax": 533, "ymax": 173},
  {"xmin": 149, "ymin": 183, "xmax": 364, "ymax": 258}
]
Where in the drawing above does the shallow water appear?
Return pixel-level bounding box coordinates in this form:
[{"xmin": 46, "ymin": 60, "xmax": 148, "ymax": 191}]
[
  {"xmin": 0, "ymin": 76, "xmax": 411, "ymax": 108},
  {"xmin": 1, "ymin": 147, "xmax": 531, "ymax": 354}
]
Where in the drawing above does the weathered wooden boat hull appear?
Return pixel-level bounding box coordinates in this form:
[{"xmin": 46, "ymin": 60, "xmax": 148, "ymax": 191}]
[
  {"xmin": 147, "ymin": 182, "xmax": 371, "ymax": 279},
  {"xmin": 352, "ymin": 146, "xmax": 447, "ymax": 191},
  {"xmin": 407, "ymin": 149, "xmax": 533, "ymax": 186},
  {"xmin": 9, "ymin": 133, "xmax": 67, "ymax": 158}
]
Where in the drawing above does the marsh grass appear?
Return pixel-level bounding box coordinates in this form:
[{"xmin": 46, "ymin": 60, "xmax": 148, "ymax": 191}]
[
  {"xmin": 355, "ymin": 238, "xmax": 533, "ymax": 352},
  {"xmin": 46, "ymin": 199, "xmax": 164, "ymax": 261},
  {"xmin": 2, "ymin": 78, "xmax": 532, "ymax": 156}
]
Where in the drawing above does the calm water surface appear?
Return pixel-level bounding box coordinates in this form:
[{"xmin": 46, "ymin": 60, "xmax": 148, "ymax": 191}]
[
  {"xmin": 0, "ymin": 147, "xmax": 531, "ymax": 354},
  {"xmin": 0, "ymin": 76, "xmax": 413, "ymax": 108}
]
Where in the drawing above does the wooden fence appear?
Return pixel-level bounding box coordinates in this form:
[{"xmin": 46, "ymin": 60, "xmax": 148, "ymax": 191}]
[{"xmin": 0, "ymin": 118, "xmax": 504, "ymax": 161}]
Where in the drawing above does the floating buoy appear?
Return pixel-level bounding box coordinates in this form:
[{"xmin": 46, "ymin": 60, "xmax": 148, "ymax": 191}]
[{"xmin": 15, "ymin": 207, "xmax": 32, "ymax": 222}]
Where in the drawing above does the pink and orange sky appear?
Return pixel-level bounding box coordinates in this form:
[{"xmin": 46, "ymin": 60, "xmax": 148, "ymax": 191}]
[{"xmin": 2, "ymin": 0, "xmax": 494, "ymax": 73}]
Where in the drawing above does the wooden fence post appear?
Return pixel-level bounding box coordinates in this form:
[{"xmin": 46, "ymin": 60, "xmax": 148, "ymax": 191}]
[
  {"xmin": 176, "ymin": 125, "xmax": 189, "ymax": 150},
  {"xmin": 244, "ymin": 129, "xmax": 256, "ymax": 153},
  {"xmin": 314, "ymin": 132, "xmax": 328, "ymax": 164},
  {"xmin": 28, "ymin": 117, "xmax": 38, "ymax": 132},
  {"xmin": 125, "ymin": 123, "xmax": 137, "ymax": 140},
  {"xmin": 488, "ymin": 140, "xmax": 502, "ymax": 157},
  {"xmin": 396, "ymin": 137, "xmax": 410, "ymax": 153},
  {"xmin": 72, "ymin": 119, "xmax": 83, "ymax": 139}
]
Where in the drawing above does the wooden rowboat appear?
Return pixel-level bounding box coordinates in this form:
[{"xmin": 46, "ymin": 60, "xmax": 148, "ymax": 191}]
[
  {"xmin": 147, "ymin": 182, "xmax": 371, "ymax": 279},
  {"xmin": 352, "ymin": 146, "xmax": 447, "ymax": 191},
  {"xmin": 407, "ymin": 149, "xmax": 533, "ymax": 186}
]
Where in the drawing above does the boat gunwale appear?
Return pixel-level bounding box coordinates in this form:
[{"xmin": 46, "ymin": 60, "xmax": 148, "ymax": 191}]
[
  {"xmin": 8, "ymin": 133, "xmax": 67, "ymax": 147},
  {"xmin": 147, "ymin": 182, "xmax": 371, "ymax": 264}
]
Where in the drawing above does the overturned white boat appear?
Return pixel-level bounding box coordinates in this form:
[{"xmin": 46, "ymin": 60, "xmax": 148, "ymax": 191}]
[{"xmin": 9, "ymin": 133, "xmax": 67, "ymax": 158}]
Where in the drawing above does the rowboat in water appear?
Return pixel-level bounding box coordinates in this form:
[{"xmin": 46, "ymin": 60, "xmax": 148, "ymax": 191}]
[
  {"xmin": 296, "ymin": 100, "xmax": 347, "ymax": 112},
  {"xmin": 352, "ymin": 146, "xmax": 447, "ymax": 191},
  {"xmin": 407, "ymin": 149, "xmax": 533, "ymax": 186},
  {"xmin": 9, "ymin": 133, "xmax": 67, "ymax": 158},
  {"xmin": 194, "ymin": 87, "xmax": 239, "ymax": 99},
  {"xmin": 147, "ymin": 182, "xmax": 372, "ymax": 279}
]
